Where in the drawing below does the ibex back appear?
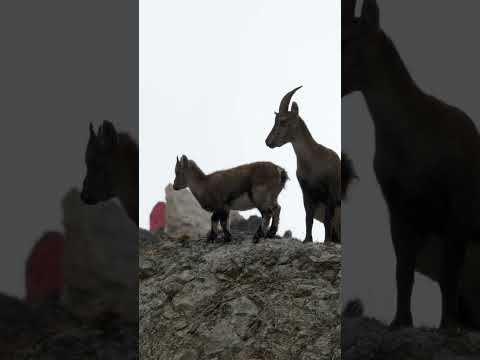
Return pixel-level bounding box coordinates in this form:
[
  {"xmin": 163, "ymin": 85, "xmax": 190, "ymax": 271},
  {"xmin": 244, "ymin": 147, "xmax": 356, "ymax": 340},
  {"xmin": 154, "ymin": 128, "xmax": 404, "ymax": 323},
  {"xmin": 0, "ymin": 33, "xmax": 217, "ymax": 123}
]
[{"xmin": 173, "ymin": 155, "xmax": 288, "ymax": 243}]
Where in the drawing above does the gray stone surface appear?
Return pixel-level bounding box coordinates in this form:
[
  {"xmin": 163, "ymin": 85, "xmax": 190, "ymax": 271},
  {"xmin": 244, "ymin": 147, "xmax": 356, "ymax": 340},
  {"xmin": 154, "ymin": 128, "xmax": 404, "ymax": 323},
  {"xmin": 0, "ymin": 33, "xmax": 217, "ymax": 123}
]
[
  {"xmin": 61, "ymin": 188, "xmax": 137, "ymax": 324},
  {"xmin": 0, "ymin": 295, "xmax": 138, "ymax": 359},
  {"xmin": 342, "ymin": 300, "xmax": 480, "ymax": 360},
  {"xmin": 140, "ymin": 230, "xmax": 341, "ymax": 360}
]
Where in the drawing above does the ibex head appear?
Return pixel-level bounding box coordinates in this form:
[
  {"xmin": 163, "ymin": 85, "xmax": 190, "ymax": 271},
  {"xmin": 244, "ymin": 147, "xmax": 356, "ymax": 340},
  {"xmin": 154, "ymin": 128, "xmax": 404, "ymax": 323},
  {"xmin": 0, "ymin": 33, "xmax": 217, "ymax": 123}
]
[
  {"xmin": 81, "ymin": 121, "xmax": 118, "ymax": 204},
  {"xmin": 265, "ymin": 86, "xmax": 303, "ymax": 148},
  {"xmin": 173, "ymin": 155, "xmax": 189, "ymax": 190},
  {"xmin": 342, "ymin": 0, "xmax": 380, "ymax": 97}
]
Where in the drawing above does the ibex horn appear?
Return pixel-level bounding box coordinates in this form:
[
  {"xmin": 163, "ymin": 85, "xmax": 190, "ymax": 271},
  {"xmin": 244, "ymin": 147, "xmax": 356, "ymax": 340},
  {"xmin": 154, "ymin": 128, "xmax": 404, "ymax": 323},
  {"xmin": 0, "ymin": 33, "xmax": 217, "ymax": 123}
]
[
  {"xmin": 279, "ymin": 86, "xmax": 302, "ymax": 113},
  {"xmin": 342, "ymin": 0, "xmax": 357, "ymax": 21}
]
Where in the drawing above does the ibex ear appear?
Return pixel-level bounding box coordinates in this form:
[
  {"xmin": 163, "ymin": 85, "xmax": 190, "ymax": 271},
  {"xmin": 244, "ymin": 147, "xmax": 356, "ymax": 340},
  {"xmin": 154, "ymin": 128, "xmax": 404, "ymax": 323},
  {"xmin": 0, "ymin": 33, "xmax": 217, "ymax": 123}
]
[
  {"xmin": 291, "ymin": 102, "xmax": 299, "ymax": 115},
  {"xmin": 98, "ymin": 120, "xmax": 118, "ymax": 149},
  {"xmin": 181, "ymin": 155, "xmax": 189, "ymax": 167},
  {"xmin": 361, "ymin": 0, "xmax": 379, "ymax": 29},
  {"xmin": 89, "ymin": 122, "xmax": 96, "ymax": 139}
]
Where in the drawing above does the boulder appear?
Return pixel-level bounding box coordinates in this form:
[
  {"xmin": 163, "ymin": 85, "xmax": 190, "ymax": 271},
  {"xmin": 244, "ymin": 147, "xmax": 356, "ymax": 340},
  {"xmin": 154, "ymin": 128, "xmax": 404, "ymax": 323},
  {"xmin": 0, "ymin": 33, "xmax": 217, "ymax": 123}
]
[
  {"xmin": 61, "ymin": 188, "xmax": 137, "ymax": 323},
  {"xmin": 150, "ymin": 201, "xmax": 166, "ymax": 232},
  {"xmin": 165, "ymin": 183, "xmax": 244, "ymax": 239},
  {"xmin": 25, "ymin": 231, "xmax": 64, "ymax": 304},
  {"xmin": 165, "ymin": 184, "xmax": 211, "ymax": 239}
]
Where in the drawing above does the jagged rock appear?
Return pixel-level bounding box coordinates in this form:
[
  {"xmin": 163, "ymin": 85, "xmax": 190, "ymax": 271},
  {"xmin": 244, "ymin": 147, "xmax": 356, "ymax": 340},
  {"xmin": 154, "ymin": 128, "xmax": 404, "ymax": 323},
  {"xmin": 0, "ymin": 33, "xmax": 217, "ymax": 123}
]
[
  {"xmin": 165, "ymin": 183, "xmax": 244, "ymax": 239},
  {"xmin": 0, "ymin": 294, "xmax": 41, "ymax": 356},
  {"xmin": 140, "ymin": 231, "xmax": 341, "ymax": 360},
  {"xmin": 342, "ymin": 315, "xmax": 480, "ymax": 360},
  {"xmin": 140, "ymin": 228, "xmax": 155, "ymax": 243},
  {"xmin": 0, "ymin": 298, "xmax": 138, "ymax": 359},
  {"xmin": 61, "ymin": 188, "xmax": 138, "ymax": 324}
]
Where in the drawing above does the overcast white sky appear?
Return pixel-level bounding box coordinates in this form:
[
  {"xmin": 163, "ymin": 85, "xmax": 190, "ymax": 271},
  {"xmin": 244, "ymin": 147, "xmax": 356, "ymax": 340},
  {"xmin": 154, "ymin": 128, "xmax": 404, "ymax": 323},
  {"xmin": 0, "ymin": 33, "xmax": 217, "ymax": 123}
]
[{"xmin": 140, "ymin": 0, "xmax": 340, "ymax": 240}]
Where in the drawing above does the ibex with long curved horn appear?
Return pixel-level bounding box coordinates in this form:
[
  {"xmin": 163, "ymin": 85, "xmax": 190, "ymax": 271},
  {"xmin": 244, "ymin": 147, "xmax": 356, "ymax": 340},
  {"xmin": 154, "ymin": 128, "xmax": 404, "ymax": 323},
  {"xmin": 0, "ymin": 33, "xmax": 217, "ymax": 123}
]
[
  {"xmin": 343, "ymin": 0, "xmax": 480, "ymax": 329},
  {"xmin": 266, "ymin": 86, "xmax": 357, "ymax": 243}
]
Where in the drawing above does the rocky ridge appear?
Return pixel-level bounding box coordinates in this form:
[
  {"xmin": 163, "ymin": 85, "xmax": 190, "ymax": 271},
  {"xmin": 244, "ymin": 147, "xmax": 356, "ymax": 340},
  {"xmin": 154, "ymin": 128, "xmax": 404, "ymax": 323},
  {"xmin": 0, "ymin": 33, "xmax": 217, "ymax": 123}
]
[
  {"xmin": 140, "ymin": 230, "xmax": 341, "ymax": 360},
  {"xmin": 342, "ymin": 301, "xmax": 480, "ymax": 360}
]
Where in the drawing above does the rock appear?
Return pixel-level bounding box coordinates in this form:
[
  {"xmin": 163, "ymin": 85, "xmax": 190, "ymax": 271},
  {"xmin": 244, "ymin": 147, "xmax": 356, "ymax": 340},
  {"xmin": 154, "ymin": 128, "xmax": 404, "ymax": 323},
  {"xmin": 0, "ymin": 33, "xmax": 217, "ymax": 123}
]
[
  {"xmin": 3, "ymin": 300, "xmax": 138, "ymax": 359},
  {"xmin": 165, "ymin": 183, "xmax": 244, "ymax": 239},
  {"xmin": 283, "ymin": 230, "xmax": 293, "ymax": 239},
  {"xmin": 230, "ymin": 214, "xmax": 262, "ymax": 234},
  {"xmin": 150, "ymin": 201, "xmax": 166, "ymax": 232},
  {"xmin": 342, "ymin": 312, "xmax": 480, "ymax": 360},
  {"xmin": 165, "ymin": 184, "xmax": 211, "ymax": 239},
  {"xmin": 25, "ymin": 231, "xmax": 64, "ymax": 304},
  {"xmin": 140, "ymin": 228, "xmax": 155, "ymax": 243},
  {"xmin": 140, "ymin": 255, "xmax": 156, "ymax": 279},
  {"xmin": 0, "ymin": 293, "xmax": 41, "ymax": 354},
  {"xmin": 61, "ymin": 188, "xmax": 138, "ymax": 324},
  {"xmin": 140, "ymin": 231, "xmax": 341, "ymax": 359}
]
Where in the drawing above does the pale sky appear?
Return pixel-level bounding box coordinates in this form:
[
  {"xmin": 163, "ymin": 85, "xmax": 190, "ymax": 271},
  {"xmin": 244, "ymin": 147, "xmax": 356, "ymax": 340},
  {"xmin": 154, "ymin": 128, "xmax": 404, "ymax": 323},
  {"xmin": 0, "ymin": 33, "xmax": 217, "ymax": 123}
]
[{"xmin": 140, "ymin": 0, "xmax": 340, "ymax": 240}]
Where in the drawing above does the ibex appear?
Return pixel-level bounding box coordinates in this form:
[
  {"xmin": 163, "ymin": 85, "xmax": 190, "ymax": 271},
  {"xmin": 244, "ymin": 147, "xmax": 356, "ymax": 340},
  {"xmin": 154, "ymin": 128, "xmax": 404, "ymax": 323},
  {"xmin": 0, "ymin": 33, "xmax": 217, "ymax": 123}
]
[
  {"xmin": 173, "ymin": 155, "xmax": 288, "ymax": 243},
  {"xmin": 342, "ymin": 0, "xmax": 480, "ymax": 329},
  {"xmin": 80, "ymin": 121, "xmax": 139, "ymax": 225},
  {"xmin": 266, "ymin": 86, "xmax": 357, "ymax": 243}
]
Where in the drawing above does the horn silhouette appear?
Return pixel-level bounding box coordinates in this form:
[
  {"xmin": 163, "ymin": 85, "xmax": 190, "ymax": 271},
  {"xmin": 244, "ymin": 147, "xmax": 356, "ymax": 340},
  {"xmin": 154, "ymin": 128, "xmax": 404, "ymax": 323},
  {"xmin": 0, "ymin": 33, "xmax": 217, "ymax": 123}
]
[
  {"xmin": 342, "ymin": 0, "xmax": 357, "ymax": 21},
  {"xmin": 279, "ymin": 86, "xmax": 302, "ymax": 113}
]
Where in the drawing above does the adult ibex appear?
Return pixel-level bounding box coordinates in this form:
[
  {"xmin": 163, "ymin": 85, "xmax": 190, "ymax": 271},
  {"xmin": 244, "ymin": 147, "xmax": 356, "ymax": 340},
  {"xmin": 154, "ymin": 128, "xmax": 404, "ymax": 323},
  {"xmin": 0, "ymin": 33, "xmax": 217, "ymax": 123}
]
[
  {"xmin": 173, "ymin": 155, "xmax": 288, "ymax": 243},
  {"xmin": 342, "ymin": 0, "xmax": 480, "ymax": 329},
  {"xmin": 266, "ymin": 86, "xmax": 357, "ymax": 243},
  {"xmin": 81, "ymin": 121, "xmax": 139, "ymax": 225}
]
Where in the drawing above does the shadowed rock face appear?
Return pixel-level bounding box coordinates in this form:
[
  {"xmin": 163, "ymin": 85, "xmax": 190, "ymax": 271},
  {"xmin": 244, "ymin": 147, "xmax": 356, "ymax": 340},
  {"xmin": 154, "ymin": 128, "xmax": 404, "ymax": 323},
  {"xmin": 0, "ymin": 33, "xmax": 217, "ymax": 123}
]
[
  {"xmin": 62, "ymin": 188, "xmax": 138, "ymax": 324},
  {"xmin": 140, "ymin": 231, "xmax": 341, "ymax": 360},
  {"xmin": 342, "ymin": 301, "xmax": 480, "ymax": 360},
  {"xmin": 0, "ymin": 295, "xmax": 138, "ymax": 359}
]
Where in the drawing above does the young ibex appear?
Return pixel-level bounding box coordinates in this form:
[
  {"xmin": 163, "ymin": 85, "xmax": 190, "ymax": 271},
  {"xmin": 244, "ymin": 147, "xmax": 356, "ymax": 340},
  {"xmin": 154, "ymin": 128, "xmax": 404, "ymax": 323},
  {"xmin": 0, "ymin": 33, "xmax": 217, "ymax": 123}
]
[
  {"xmin": 343, "ymin": 0, "xmax": 480, "ymax": 329},
  {"xmin": 266, "ymin": 86, "xmax": 357, "ymax": 243},
  {"xmin": 80, "ymin": 121, "xmax": 139, "ymax": 225},
  {"xmin": 173, "ymin": 155, "xmax": 288, "ymax": 243}
]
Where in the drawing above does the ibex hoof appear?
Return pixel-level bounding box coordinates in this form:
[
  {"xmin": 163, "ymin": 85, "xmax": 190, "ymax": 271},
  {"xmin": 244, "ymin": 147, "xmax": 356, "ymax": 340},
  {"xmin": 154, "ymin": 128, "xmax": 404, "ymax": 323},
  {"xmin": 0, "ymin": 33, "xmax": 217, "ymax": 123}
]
[
  {"xmin": 389, "ymin": 316, "xmax": 412, "ymax": 330},
  {"xmin": 266, "ymin": 227, "xmax": 277, "ymax": 238},
  {"xmin": 223, "ymin": 232, "xmax": 232, "ymax": 242},
  {"xmin": 440, "ymin": 317, "xmax": 461, "ymax": 333},
  {"xmin": 252, "ymin": 233, "xmax": 262, "ymax": 243},
  {"xmin": 207, "ymin": 231, "xmax": 217, "ymax": 242},
  {"xmin": 303, "ymin": 236, "xmax": 313, "ymax": 243}
]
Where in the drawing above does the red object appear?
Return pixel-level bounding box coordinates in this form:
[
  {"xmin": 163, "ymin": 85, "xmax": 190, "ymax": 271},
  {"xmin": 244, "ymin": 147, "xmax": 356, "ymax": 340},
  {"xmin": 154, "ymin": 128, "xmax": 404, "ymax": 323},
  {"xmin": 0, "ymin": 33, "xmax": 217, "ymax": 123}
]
[
  {"xmin": 150, "ymin": 201, "xmax": 166, "ymax": 232},
  {"xmin": 25, "ymin": 231, "xmax": 64, "ymax": 303}
]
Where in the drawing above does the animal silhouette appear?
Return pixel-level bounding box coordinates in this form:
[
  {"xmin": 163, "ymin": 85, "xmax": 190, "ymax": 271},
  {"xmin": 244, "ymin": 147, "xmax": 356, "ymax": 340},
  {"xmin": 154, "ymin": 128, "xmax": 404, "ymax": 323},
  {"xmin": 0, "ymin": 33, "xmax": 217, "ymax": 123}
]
[
  {"xmin": 342, "ymin": 0, "xmax": 480, "ymax": 329},
  {"xmin": 266, "ymin": 86, "xmax": 356, "ymax": 243},
  {"xmin": 81, "ymin": 121, "xmax": 139, "ymax": 225}
]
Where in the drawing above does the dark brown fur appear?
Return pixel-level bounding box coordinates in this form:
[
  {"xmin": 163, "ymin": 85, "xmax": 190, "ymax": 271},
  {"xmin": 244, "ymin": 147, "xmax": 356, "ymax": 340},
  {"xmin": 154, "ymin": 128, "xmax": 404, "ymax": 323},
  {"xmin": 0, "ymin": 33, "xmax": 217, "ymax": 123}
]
[
  {"xmin": 266, "ymin": 87, "xmax": 354, "ymax": 243},
  {"xmin": 81, "ymin": 121, "xmax": 138, "ymax": 225},
  {"xmin": 173, "ymin": 156, "xmax": 288, "ymax": 242}
]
